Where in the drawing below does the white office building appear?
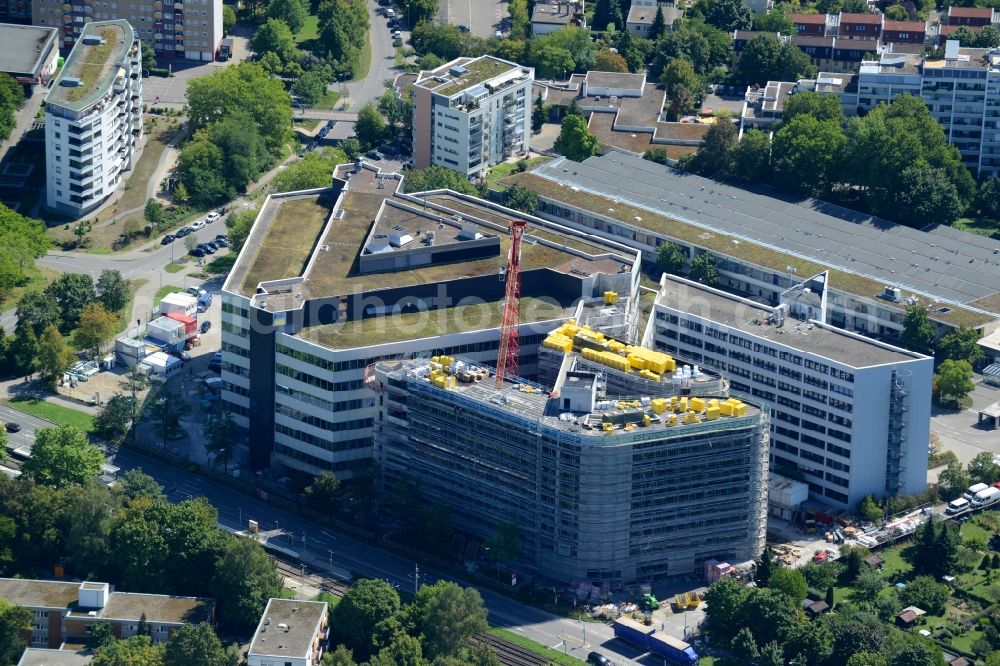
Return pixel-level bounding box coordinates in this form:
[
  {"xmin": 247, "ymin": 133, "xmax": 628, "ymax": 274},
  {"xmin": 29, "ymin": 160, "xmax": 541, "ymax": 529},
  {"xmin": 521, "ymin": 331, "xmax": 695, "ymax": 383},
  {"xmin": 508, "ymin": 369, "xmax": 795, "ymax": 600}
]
[
  {"xmin": 410, "ymin": 55, "xmax": 533, "ymax": 178},
  {"xmin": 647, "ymin": 274, "xmax": 933, "ymax": 509},
  {"xmin": 45, "ymin": 19, "xmax": 142, "ymax": 217}
]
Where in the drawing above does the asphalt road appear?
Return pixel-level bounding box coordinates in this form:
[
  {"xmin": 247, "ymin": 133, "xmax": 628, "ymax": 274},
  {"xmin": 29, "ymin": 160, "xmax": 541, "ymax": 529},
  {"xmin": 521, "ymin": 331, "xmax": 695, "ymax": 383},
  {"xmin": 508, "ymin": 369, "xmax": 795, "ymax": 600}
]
[
  {"xmin": 0, "ymin": 403, "xmax": 51, "ymax": 452},
  {"xmin": 112, "ymin": 445, "xmax": 642, "ymax": 665},
  {"xmin": 341, "ymin": 0, "xmax": 403, "ymax": 112}
]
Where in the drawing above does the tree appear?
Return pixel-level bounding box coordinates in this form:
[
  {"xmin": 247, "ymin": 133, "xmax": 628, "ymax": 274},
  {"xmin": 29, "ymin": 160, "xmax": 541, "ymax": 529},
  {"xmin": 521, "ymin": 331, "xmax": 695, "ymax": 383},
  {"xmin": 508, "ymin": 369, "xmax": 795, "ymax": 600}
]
[
  {"xmin": 554, "ymin": 114, "xmax": 599, "ymax": 162},
  {"xmin": 293, "ymin": 70, "xmax": 329, "ymax": 106},
  {"xmin": 689, "ymin": 252, "xmax": 718, "ymax": 285},
  {"xmin": 656, "ymin": 242, "xmax": 685, "ymax": 275},
  {"xmin": 178, "ymin": 138, "xmax": 230, "ymax": 207},
  {"xmin": 768, "ymin": 566, "xmax": 808, "ymax": 604},
  {"xmin": 93, "ymin": 635, "xmax": 164, "ymax": 666},
  {"xmin": 531, "ymin": 95, "xmax": 546, "ymax": 133},
  {"xmin": 898, "ymin": 575, "xmax": 949, "ymax": 615},
  {"xmin": 852, "ymin": 566, "xmax": 886, "ymax": 604},
  {"xmin": 116, "ymin": 469, "xmax": 165, "ymax": 503},
  {"xmin": 900, "ymin": 305, "xmax": 936, "ymax": 355},
  {"xmin": 938, "ymin": 325, "xmax": 983, "ymax": 365},
  {"xmin": 305, "ymin": 471, "xmax": 341, "ymax": 514},
  {"xmin": 752, "ymin": 5, "xmax": 795, "ymax": 33},
  {"xmin": 209, "ymin": 111, "xmax": 272, "ymax": 194},
  {"xmin": 509, "ymin": 0, "xmax": 529, "ymax": 37},
  {"xmin": 144, "ymin": 199, "xmax": 165, "ymax": 228},
  {"xmin": 969, "ymin": 451, "xmax": 1000, "ymax": 485},
  {"xmin": 661, "ymin": 59, "xmax": 701, "ymax": 120},
  {"xmin": 378, "ymin": 89, "xmax": 404, "ymax": 142},
  {"xmin": 734, "ymin": 34, "xmax": 815, "ymax": 86},
  {"xmin": 826, "ymin": 584, "xmax": 835, "ymax": 608},
  {"xmin": 186, "ymin": 62, "xmax": 292, "ymax": 151},
  {"xmin": 936, "ymin": 359, "xmax": 975, "ymax": 405},
  {"xmin": 685, "ymin": 120, "xmax": 737, "ymax": 175},
  {"xmin": 138, "ymin": 614, "xmax": 150, "ymax": 636},
  {"xmin": 139, "ymin": 42, "xmax": 157, "ymax": 73},
  {"xmin": 172, "ymin": 182, "xmax": 190, "ymax": 204},
  {"xmin": 271, "ymin": 147, "xmax": 348, "ymax": 193},
  {"xmin": 355, "ymin": 102, "xmax": 386, "ymax": 150},
  {"xmin": 402, "ymin": 166, "xmax": 479, "ymax": 196},
  {"xmin": 840, "ymin": 545, "xmax": 867, "ymax": 581},
  {"xmin": 703, "ymin": 0, "xmax": 752, "ymax": 31},
  {"xmin": 75, "ymin": 303, "xmax": 118, "ymax": 360},
  {"xmin": 652, "ymin": 21, "xmax": 733, "ymax": 77},
  {"xmin": 847, "ymin": 652, "xmax": 889, "ymax": 666},
  {"xmin": 503, "ymin": 183, "xmax": 538, "ymax": 213},
  {"xmin": 163, "ymin": 623, "xmax": 229, "ymax": 666},
  {"xmin": 938, "ymin": 459, "xmax": 971, "ymax": 501},
  {"xmin": 484, "ymin": 520, "xmax": 520, "ymax": 574},
  {"xmin": 772, "ymin": 115, "xmax": 846, "ymax": 195},
  {"xmin": 743, "ymin": 588, "xmax": 804, "ymax": 646},
  {"xmin": 324, "ymin": 645, "xmax": 358, "ymax": 666},
  {"xmin": 222, "ymin": 5, "xmax": 236, "ymax": 34},
  {"xmin": 90, "ymin": 621, "xmax": 116, "ymax": 650},
  {"xmin": 731, "ymin": 626, "xmax": 759, "ymax": 662},
  {"xmin": 8, "ymin": 326, "xmax": 37, "ymax": 376},
  {"xmin": 202, "ymin": 405, "xmax": 237, "ymax": 472},
  {"xmin": 96, "ymin": 270, "xmax": 130, "ymax": 314},
  {"xmin": 859, "ymin": 495, "xmax": 882, "ymax": 524},
  {"xmin": 412, "ymin": 581, "xmax": 489, "ymax": 659},
  {"xmin": 0, "ymin": 599, "xmax": 31, "ymax": 664},
  {"xmin": 94, "ymin": 395, "xmax": 136, "ymax": 447},
  {"xmin": 148, "ymin": 387, "xmax": 190, "ymax": 447},
  {"xmin": 592, "ymin": 0, "xmax": 623, "ymax": 31},
  {"xmin": 785, "ymin": 620, "xmax": 833, "ymax": 666},
  {"xmin": 649, "ymin": 7, "xmax": 667, "ymax": 39},
  {"xmin": 45, "ymin": 272, "xmax": 96, "ymax": 332},
  {"xmin": 331, "ymin": 579, "xmax": 401, "ymax": 660},
  {"xmin": 22, "ymin": 425, "xmax": 103, "ymax": 488},
  {"xmin": 702, "ymin": 577, "xmax": 750, "ymax": 641},
  {"xmin": 594, "ymin": 50, "xmax": 628, "ymax": 73},
  {"xmin": 212, "ymin": 537, "xmax": 282, "ymax": 631},
  {"xmin": 368, "ymin": 633, "xmax": 424, "ymax": 666},
  {"xmin": 783, "ymin": 90, "xmax": 845, "ymax": 124},
  {"xmin": 884, "ymin": 4, "xmax": 908, "ymax": 20},
  {"xmin": 13, "ymin": 290, "xmax": 59, "ymax": 337},
  {"xmin": 253, "ymin": 17, "xmax": 299, "ymax": 62},
  {"xmin": 731, "ymin": 129, "xmax": 772, "ymax": 182},
  {"xmin": 875, "ymin": 164, "xmax": 963, "ymax": 228},
  {"xmin": 978, "ymin": 177, "xmax": 1000, "ymax": 218},
  {"xmin": 528, "ymin": 43, "xmax": 575, "ymax": 80},
  {"xmin": 268, "ymin": 0, "xmax": 307, "ymax": 33},
  {"xmin": 36, "ymin": 324, "xmax": 74, "ymax": 387}
]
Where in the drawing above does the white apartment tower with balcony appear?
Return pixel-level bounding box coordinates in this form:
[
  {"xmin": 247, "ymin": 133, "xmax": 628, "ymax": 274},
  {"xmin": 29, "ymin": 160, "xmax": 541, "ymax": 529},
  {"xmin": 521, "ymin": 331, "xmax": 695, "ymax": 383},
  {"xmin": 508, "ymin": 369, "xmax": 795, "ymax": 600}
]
[
  {"xmin": 647, "ymin": 274, "xmax": 933, "ymax": 509},
  {"xmin": 411, "ymin": 56, "xmax": 533, "ymax": 178},
  {"xmin": 45, "ymin": 19, "xmax": 142, "ymax": 217}
]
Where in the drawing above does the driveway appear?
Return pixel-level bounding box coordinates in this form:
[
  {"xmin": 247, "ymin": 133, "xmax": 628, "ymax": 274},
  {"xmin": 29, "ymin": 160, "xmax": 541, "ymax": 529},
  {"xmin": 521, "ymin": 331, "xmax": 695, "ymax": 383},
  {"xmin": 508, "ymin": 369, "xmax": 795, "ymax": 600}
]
[
  {"xmin": 438, "ymin": 0, "xmax": 507, "ymax": 36},
  {"xmin": 930, "ymin": 379, "xmax": 1000, "ymax": 478},
  {"xmin": 339, "ymin": 0, "xmax": 405, "ymax": 111}
]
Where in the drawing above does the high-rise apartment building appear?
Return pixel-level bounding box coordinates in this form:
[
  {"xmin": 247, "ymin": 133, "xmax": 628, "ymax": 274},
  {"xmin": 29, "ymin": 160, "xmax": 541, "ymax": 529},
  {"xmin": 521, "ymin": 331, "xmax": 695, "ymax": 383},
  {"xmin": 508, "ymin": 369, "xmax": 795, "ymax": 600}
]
[
  {"xmin": 409, "ymin": 55, "xmax": 532, "ymax": 178},
  {"xmin": 647, "ymin": 274, "xmax": 933, "ymax": 509},
  {"xmin": 45, "ymin": 19, "xmax": 142, "ymax": 217},
  {"xmin": 371, "ymin": 346, "xmax": 769, "ymax": 583},
  {"xmin": 32, "ymin": 0, "xmax": 221, "ymax": 61}
]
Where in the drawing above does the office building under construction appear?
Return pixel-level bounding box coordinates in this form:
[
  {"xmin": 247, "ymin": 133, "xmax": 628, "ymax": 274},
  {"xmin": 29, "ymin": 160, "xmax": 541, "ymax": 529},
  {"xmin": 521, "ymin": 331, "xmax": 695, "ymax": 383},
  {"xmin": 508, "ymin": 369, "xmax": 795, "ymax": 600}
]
[{"xmin": 370, "ymin": 330, "xmax": 770, "ymax": 584}]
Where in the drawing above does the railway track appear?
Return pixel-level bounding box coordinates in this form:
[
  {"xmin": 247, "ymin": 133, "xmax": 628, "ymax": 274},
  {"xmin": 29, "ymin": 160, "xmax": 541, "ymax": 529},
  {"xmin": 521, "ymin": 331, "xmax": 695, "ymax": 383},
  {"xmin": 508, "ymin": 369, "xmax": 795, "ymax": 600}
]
[{"xmin": 271, "ymin": 555, "xmax": 550, "ymax": 666}]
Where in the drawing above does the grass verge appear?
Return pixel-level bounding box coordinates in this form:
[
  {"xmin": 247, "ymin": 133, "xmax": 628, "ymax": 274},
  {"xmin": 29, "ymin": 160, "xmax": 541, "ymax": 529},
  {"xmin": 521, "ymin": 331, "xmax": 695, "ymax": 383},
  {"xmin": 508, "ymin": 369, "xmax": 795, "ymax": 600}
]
[
  {"xmin": 295, "ymin": 118, "xmax": 321, "ymax": 132},
  {"xmin": 488, "ymin": 628, "xmax": 586, "ymax": 666},
  {"xmin": 205, "ymin": 254, "xmax": 236, "ymax": 275},
  {"xmin": 3, "ymin": 398, "xmax": 94, "ymax": 432},
  {"xmin": 0, "ymin": 265, "xmax": 59, "ymax": 313},
  {"xmin": 350, "ymin": 28, "xmax": 373, "ymax": 83},
  {"xmin": 154, "ymin": 284, "xmax": 184, "ymax": 304},
  {"xmin": 164, "ymin": 259, "xmax": 189, "ymax": 274},
  {"xmin": 485, "ymin": 156, "xmax": 552, "ymax": 191},
  {"xmin": 295, "ymin": 14, "xmax": 320, "ymax": 43},
  {"xmin": 313, "ymin": 90, "xmax": 342, "ymax": 111}
]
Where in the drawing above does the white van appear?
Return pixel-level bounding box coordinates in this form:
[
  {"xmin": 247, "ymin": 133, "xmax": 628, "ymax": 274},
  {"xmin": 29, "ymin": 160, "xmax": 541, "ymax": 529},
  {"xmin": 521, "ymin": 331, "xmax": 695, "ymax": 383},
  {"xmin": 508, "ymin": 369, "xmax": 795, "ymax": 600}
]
[
  {"xmin": 973, "ymin": 487, "xmax": 1000, "ymax": 507},
  {"xmin": 946, "ymin": 497, "xmax": 971, "ymax": 515},
  {"xmin": 964, "ymin": 483, "xmax": 989, "ymax": 501}
]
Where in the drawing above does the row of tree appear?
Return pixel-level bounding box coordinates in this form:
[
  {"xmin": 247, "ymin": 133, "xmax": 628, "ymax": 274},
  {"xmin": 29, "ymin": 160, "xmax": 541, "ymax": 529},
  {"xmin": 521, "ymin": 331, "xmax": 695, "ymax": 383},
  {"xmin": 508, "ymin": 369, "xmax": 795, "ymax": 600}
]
[
  {"xmin": 0, "ymin": 75, "xmax": 24, "ymax": 145},
  {"xmin": 0, "ymin": 204, "xmax": 50, "ymax": 306}
]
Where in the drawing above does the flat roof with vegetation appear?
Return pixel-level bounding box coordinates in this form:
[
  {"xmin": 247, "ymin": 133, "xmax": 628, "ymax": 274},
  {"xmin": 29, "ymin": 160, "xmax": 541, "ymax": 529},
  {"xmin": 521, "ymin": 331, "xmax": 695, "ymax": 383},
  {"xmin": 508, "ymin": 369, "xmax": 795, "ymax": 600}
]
[
  {"xmin": 416, "ymin": 56, "xmax": 524, "ymax": 97},
  {"xmin": 47, "ymin": 20, "xmax": 133, "ymax": 112}
]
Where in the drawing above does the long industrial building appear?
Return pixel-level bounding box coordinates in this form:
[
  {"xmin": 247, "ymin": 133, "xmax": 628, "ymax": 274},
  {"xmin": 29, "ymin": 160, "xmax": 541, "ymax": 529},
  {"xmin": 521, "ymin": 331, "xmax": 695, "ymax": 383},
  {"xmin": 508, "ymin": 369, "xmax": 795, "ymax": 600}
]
[
  {"xmin": 45, "ymin": 20, "xmax": 143, "ymax": 217},
  {"xmin": 511, "ymin": 151, "xmax": 1000, "ymax": 341},
  {"xmin": 220, "ymin": 161, "xmax": 641, "ymax": 474},
  {"xmin": 370, "ymin": 338, "xmax": 769, "ymax": 583},
  {"xmin": 647, "ymin": 274, "xmax": 933, "ymax": 509}
]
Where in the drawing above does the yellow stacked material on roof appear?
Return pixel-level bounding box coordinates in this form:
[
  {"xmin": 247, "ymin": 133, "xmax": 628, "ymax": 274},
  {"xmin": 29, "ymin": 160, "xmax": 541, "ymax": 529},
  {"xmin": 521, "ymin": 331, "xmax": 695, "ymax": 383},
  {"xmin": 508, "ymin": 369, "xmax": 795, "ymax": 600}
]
[
  {"xmin": 651, "ymin": 398, "xmax": 668, "ymax": 414},
  {"xmin": 705, "ymin": 407, "xmax": 720, "ymax": 420},
  {"xmin": 643, "ymin": 414, "xmax": 651, "ymax": 427},
  {"xmin": 581, "ymin": 347, "xmax": 631, "ymax": 372},
  {"xmin": 604, "ymin": 291, "xmax": 619, "ymax": 305},
  {"xmin": 543, "ymin": 334, "xmax": 573, "ymax": 352},
  {"xmin": 684, "ymin": 411, "xmax": 701, "ymax": 424},
  {"xmin": 679, "ymin": 397, "xmax": 689, "ymax": 412},
  {"xmin": 625, "ymin": 347, "xmax": 675, "ymax": 374},
  {"xmin": 670, "ymin": 396, "xmax": 679, "ymax": 409},
  {"xmin": 733, "ymin": 402, "xmax": 748, "ymax": 417},
  {"xmin": 667, "ymin": 414, "xmax": 678, "ymax": 426},
  {"xmin": 608, "ymin": 339, "xmax": 626, "ymax": 353},
  {"xmin": 690, "ymin": 397, "xmax": 706, "ymax": 413},
  {"xmin": 432, "ymin": 375, "xmax": 449, "ymax": 389},
  {"xmin": 431, "ymin": 356, "xmax": 440, "ymax": 364},
  {"xmin": 616, "ymin": 400, "xmax": 640, "ymax": 409},
  {"xmin": 624, "ymin": 423, "xmax": 634, "ymax": 431},
  {"xmin": 639, "ymin": 369, "xmax": 661, "ymax": 381},
  {"xmin": 439, "ymin": 356, "xmax": 453, "ymax": 368},
  {"xmin": 686, "ymin": 592, "xmax": 700, "ymax": 607},
  {"xmin": 719, "ymin": 400, "xmax": 737, "ymax": 416},
  {"xmin": 602, "ymin": 422, "xmax": 613, "ymax": 432}
]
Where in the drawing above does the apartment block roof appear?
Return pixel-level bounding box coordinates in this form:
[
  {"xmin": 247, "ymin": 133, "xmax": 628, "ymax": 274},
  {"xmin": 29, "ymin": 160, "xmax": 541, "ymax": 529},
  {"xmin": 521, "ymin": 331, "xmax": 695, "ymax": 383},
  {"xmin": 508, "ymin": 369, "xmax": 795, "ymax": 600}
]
[
  {"xmin": 792, "ymin": 12, "xmax": 827, "ymax": 24},
  {"xmin": 0, "ymin": 579, "xmax": 213, "ymax": 625},
  {"xmin": 248, "ymin": 599, "xmax": 326, "ymax": 660},
  {"xmin": 47, "ymin": 20, "xmax": 134, "ymax": 112},
  {"xmin": 16, "ymin": 649, "xmax": 92, "ymax": 666},
  {"xmin": 883, "ymin": 20, "xmax": 926, "ymax": 31},
  {"xmin": 948, "ymin": 6, "xmax": 994, "ymax": 18},
  {"xmin": 414, "ymin": 55, "xmax": 528, "ymax": 98},
  {"xmin": 584, "ymin": 70, "xmax": 646, "ymax": 93},
  {"xmin": 838, "ymin": 12, "xmax": 883, "ymax": 24},
  {"xmin": 514, "ymin": 151, "xmax": 1000, "ymax": 327},
  {"xmin": 0, "ymin": 24, "xmax": 57, "ymax": 77},
  {"xmin": 656, "ymin": 275, "xmax": 924, "ymax": 368},
  {"xmin": 532, "ymin": 0, "xmax": 577, "ymax": 25}
]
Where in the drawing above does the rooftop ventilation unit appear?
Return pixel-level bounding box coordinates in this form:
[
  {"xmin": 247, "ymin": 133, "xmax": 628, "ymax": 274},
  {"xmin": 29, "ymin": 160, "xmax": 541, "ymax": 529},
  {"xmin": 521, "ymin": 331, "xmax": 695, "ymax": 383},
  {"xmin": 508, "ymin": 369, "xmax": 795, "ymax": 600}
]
[
  {"xmin": 881, "ymin": 285, "xmax": 902, "ymax": 302},
  {"xmin": 449, "ymin": 65, "xmax": 468, "ymax": 77},
  {"xmin": 82, "ymin": 35, "xmax": 105, "ymax": 45},
  {"xmin": 456, "ymin": 222, "xmax": 482, "ymax": 241},
  {"xmin": 60, "ymin": 77, "xmax": 82, "ymax": 87},
  {"xmin": 388, "ymin": 225, "xmax": 413, "ymax": 247}
]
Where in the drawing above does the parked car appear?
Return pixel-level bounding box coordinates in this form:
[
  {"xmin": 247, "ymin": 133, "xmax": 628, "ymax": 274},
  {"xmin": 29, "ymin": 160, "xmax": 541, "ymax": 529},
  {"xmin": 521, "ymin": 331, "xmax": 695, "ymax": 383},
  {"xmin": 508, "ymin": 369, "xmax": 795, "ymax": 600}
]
[
  {"xmin": 366, "ymin": 150, "xmax": 384, "ymax": 160},
  {"xmin": 204, "ymin": 241, "xmax": 219, "ymax": 251},
  {"xmin": 4, "ymin": 422, "xmax": 20, "ymax": 433},
  {"xmin": 458, "ymin": 23, "xmax": 470, "ymax": 32},
  {"xmin": 161, "ymin": 234, "xmax": 175, "ymax": 245},
  {"xmin": 200, "ymin": 320, "xmax": 212, "ymax": 333},
  {"xmin": 214, "ymin": 237, "xmax": 230, "ymax": 247},
  {"xmin": 391, "ymin": 30, "xmax": 402, "ymax": 39},
  {"xmin": 189, "ymin": 247, "xmax": 206, "ymax": 257},
  {"xmin": 587, "ymin": 654, "xmax": 611, "ymax": 666},
  {"xmin": 198, "ymin": 243, "xmax": 217, "ymax": 255},
  {"xmin": 205, "ymin": 211, "xmax": 221, "ymax": 223},
  {"xmin": 190, "ymin": 219, "xmax": 207, "ymax": 231},
  {"xmin": 187, "ymin": 287, "xmax": 207, "ymax": 297},
  {"xmin": 176, "ymin": 226, "xmax": 193, "ymax": 238}
]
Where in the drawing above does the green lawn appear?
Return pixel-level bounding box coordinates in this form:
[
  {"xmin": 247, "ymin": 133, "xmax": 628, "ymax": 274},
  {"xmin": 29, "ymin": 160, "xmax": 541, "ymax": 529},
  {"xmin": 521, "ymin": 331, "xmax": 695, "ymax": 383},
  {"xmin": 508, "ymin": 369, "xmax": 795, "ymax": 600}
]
[
  {"xmin": 295, "ymin": 118, "xmax": 321, "ymax": 132},
  {"xmin": 164, "ymin": 260, "xmax": 187, "ymax": 274},
  {"xmin": 962, "ymin": 521, "xmax": 990, "ymax": 545},
  {"xmin": 488, "ymin": 628, "xmax": 586, "ymax": 666},
  {"xmin": 204, "ymin": 254, "xmax": 236, "ymax": 275},
  {"xmin": 154, "ymin": 284, "xmax": 185, "ymax": 303},
  {"xmin": 312, "ymin": 90, "xmax": 342, "ymax": 111},
  {"xmin": 0, "ymin": 265, "xmax": 59, "ymax": 313},
  {"xmin": 955, "ymin": 216, "xmax": 1000, "ymax": 238},
  {"xmin": 295, "ymin": 14, "xmax": 320, "ymax": 43},
  {"xmin": 3, "ymin": 398, "xmax": 94, "ymax": 432},
  {"xmin": 485, "ymin": 156, "xmax": 552, "ymax": 190},
  {"xmin": 350, "ymin": 28, "xmax": 372, "ymax": 83}
]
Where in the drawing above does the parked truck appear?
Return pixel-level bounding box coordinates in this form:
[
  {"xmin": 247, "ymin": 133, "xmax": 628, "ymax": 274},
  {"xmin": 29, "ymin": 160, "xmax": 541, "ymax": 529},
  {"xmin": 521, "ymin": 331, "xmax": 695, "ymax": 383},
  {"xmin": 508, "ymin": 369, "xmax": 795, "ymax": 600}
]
[
  {"xmin": 974, "ymin": 487, "xmax": 1000, "ymax": 508},
  {"xmin": 218, "ymin": 38, "xmax": 233, "ymax": 61},
  {"xmin": 612, "ymin": 618, "xmax": 699, "ymax": 666}
]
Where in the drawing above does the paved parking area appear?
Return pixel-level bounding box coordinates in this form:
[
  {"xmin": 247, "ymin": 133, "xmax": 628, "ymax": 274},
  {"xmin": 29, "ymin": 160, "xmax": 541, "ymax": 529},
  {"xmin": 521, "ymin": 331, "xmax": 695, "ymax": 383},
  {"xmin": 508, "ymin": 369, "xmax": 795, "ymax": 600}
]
[
  {"xmin": 930, "ymin": 380, "xmax": 1000, "ymax": 476},
  {"xmin": 142, "ymin": 28, "xmax": 252, "ymax": 107},
  {"xmin": 438, "ymin": 0, "xmax": 507, "ymax": 36}
]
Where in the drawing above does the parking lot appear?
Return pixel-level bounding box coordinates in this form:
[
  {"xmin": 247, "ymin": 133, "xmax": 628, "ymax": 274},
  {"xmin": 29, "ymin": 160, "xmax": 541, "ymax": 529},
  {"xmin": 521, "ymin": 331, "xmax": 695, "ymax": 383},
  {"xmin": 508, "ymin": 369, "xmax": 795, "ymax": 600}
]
[{"xmin": 141, "ymin": 28, "xmax": 252, "ymax": 107}]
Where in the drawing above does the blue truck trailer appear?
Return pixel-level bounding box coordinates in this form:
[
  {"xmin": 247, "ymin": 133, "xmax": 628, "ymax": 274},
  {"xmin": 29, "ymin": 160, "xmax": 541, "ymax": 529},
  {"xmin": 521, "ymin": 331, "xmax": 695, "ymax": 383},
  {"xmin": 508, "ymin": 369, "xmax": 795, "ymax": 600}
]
[{"xmin": 612, "ymin": 617, "xmax": 699, "ymax": 666}]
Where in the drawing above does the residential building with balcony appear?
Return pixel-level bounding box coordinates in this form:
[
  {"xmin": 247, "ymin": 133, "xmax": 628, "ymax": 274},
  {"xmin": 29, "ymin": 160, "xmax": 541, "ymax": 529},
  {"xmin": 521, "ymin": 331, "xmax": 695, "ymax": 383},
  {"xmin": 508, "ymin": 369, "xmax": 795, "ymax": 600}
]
[
  {"xmin": 410, "ymin": 55, "xmax": 532, "ymax": 178},
  {"xmin": 44, "ymin": 19, "xmax": 142, "ymax": 217},
  {"xmin": 0, "ymin": 578, "xmax": 213, "ymax": 650},
  {"xmin": 32, "ymin": 0, "xmax": 222, "ymax": 60},
  {"xmin": 248, "ymin": 599, "xmax": 329, "ymax": 666},
  {"xmin": 647, "ymin": 274, "xmax": 933, "ymax": 509}
]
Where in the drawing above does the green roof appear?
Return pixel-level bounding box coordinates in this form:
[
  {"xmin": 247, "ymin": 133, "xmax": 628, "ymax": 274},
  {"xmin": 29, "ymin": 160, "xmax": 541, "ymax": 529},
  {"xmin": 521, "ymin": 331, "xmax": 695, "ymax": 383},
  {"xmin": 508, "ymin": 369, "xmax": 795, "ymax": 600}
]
[
  {"xmin": 47, "ymin": 20, "xmax": 133, "ymax": 112},
  {"xmin": 420, "ymin": 56, "xmax": 522, "ymax": 97}
]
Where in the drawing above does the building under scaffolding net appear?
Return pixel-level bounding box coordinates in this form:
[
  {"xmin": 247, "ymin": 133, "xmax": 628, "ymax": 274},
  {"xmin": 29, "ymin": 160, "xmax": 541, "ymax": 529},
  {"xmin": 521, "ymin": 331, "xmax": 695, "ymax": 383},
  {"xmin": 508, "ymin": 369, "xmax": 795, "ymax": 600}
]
[{"xmin": 371, "ymin": 352, "xmax": 770, "ymax": 584}]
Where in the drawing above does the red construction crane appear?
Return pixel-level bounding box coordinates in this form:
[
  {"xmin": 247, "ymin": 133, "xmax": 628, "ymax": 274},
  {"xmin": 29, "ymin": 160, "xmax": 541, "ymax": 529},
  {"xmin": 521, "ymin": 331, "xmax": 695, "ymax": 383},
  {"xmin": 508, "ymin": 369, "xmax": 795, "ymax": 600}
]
[{"xmin": 495, "ymin": 219, "xmax": 527, "ymax": 389}]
